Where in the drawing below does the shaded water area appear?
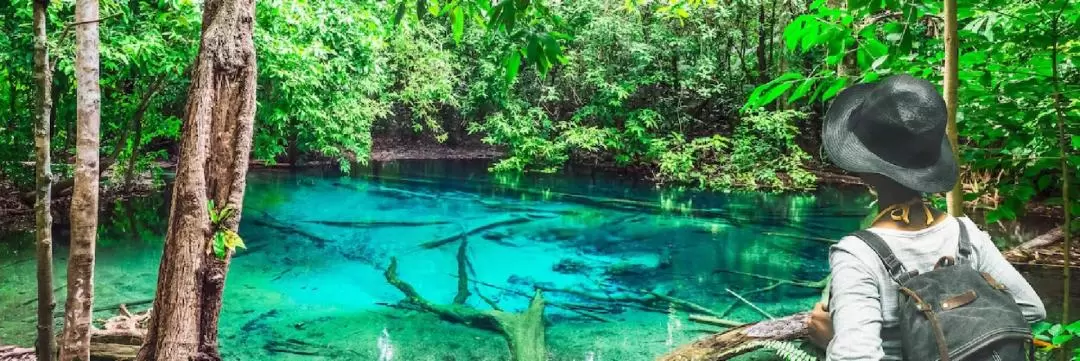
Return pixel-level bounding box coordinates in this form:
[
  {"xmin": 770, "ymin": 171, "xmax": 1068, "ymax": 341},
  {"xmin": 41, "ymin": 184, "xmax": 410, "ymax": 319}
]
[{"xmin": 0, "ymin": 160, "xmax": 1068, "ymax": 360}]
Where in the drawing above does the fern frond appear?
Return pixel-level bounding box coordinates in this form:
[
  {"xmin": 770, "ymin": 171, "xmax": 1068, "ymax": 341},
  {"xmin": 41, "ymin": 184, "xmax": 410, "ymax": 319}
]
[{"xmin": 747, "ymin": 340, "xmax": 819, "ymax": 361}]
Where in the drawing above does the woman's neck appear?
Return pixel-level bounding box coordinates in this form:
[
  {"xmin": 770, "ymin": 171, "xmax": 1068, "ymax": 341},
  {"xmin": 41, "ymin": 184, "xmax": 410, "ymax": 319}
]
[{"xmin": 872, "ymin": 191, "xmax": 943, "ymax": 230}]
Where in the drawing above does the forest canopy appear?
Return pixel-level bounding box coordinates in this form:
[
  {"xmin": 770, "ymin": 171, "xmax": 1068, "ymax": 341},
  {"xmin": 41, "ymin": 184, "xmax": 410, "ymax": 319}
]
[{"xmin": 0, "ymin": 0, "xmax": 1076, "ymax": 224}]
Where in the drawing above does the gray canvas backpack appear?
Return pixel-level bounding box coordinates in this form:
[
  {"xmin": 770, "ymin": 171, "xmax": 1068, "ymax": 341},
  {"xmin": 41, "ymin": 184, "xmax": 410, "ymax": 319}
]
[{"xmin": 851, "ymin": 221, "xmax": 1035, "ymax": 361}]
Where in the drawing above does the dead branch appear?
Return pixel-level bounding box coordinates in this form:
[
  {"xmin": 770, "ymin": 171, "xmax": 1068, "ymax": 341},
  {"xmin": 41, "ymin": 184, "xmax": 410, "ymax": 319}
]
[
  {"xmin": 688, "ymin": 314, "xmax": 746, "ymax": 328},
  {"xmin": 417, "ymin": 217, "xmax": 533, "ymax": 250},
  {"xmin": 453, "ymin": 238, "xmax": 471, "ymax": 305},
  {"xmin": 301, "ymin": 219, "xmax": 452, "ymax": 228},
  {"xmin": 726, "ymin": 288, "xmax": 775, "ymax": 320},
  {"xmin": 383, "ymin": 257, "xmax": 547, "ymax": 361},
  {"xmin": 659, "ymin": 312, "xmax": 810, "ymax": 361}
]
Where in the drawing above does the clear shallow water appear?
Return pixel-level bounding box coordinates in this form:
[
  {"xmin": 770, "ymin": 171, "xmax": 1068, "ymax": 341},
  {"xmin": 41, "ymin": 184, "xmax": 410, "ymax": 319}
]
[{"xmin": 0, "ymin": 160, "xmax": 874, "ymax": 360}]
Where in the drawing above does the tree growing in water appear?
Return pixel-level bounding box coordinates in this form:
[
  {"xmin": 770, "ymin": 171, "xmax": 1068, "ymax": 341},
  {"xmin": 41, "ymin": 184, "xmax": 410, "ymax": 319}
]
[
  {"xmin": 59, "ymin": 0, "xmax": 102, "ymax": 358},
  {"xmin": 136, "ymin": 0, "xmax": 257, "ymax": 359},
  {"xmin": 31, "ymin": 0, "xmax": 55, "ymax": 360}
]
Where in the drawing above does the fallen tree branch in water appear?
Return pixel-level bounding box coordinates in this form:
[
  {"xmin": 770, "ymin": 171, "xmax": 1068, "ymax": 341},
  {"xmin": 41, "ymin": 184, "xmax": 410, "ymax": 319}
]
[
  {"xmin": 688, "ymin": 314, "xmax": 746, "ymax": 328},
  {"xmin": 383, "ymin": 256, "xmax": 547, "ymax": 361},
  {"xmin": 417, "ymin": 217, "xmax": 533, "ymax": 250},
  {"xmin": 726, "ymin": 288, "xmax": 775, "ymax": 320},
  {"xmin": 714, "ymin": 269, "xmax": 828, "ymax": 289},
  {"xmin": 253, "ymin": 212, "xmax": 334, "ymax": 248},
  {"xmin": 301, "ymin": 219, "xmax": 452, "ymax": 228},
  {"xmin": 659, "ymin": 312, "xmax": 811, "ymax": 361}
]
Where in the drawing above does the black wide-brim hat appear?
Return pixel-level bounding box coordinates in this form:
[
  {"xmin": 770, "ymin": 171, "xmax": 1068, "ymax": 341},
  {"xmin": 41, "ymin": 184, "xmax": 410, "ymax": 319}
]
[{"xmin": 823, "ymin": 74, "xmax": 958, "ymax": 193}]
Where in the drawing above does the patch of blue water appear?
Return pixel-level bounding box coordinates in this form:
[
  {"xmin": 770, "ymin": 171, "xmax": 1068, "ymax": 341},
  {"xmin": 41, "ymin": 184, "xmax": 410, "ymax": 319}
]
[{"xmin": 0, "ymin": 160, "xmax": 874, "ymax": 360}]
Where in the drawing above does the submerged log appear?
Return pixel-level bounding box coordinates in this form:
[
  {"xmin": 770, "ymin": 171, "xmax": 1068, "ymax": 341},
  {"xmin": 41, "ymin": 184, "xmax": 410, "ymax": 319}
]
[
  {"xmin": 383, "ymin": 256, "xmax": 547, "ymax": 361},
  {"xmin": 659, "ymin": 312, "xmax": 810, "ymax": 361},
  {"xmin": 417, "ymin": 217, "xmax": 533, "ymax": 250}
]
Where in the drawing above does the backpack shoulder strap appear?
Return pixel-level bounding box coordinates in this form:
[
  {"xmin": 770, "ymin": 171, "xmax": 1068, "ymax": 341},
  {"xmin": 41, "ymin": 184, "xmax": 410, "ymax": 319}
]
[
  {"xmin": 956, "ymin": 217, "xmax": 975, "ymax": 262},
  {"xmin": 851, "ymin": 230, "xmax": 915, "ymax": 285}
]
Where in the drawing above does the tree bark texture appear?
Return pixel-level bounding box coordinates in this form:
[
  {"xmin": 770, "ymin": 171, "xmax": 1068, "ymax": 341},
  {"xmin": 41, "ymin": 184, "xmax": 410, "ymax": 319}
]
[
  {"xmin": 135, "ymin": 0, "xmax": 256, "ymax": 360},
  {"xmin": 32, "ymin": 1, "xmax": 56, "ymax": 360},
  {"xmin": 59, "ymin": 0, "xmax": 101, "ymax": 358},
  {"xmin": 943, "ymin": 0, "xmax": 964, "ymax": 216}
]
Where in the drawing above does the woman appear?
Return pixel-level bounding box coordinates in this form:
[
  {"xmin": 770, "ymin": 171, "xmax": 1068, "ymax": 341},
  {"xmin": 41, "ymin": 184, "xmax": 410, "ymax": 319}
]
[{"xmin": 805, "ymin": 74, "xmax": 1046, "ymax": 360}]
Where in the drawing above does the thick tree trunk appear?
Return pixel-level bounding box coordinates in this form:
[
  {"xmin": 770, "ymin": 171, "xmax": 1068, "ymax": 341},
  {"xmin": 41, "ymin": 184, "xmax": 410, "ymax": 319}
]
[
  {"xmin": 942, "ymin": 0, "xmax": 963, "ymax": 216},
  {"xmin": 60, "ymin": 0, "xmax": 101, "ymax": 359},
  {"xmin": 32, "ymin": 1, "xmax": 56, "ymax": 360},
  {"xmin": 136, "ymin": 0, "xmax": 257, "ymax": 360}
]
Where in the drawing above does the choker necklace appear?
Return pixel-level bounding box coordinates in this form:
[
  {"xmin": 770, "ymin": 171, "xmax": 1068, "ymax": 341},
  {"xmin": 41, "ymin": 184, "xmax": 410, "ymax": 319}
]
[{"xmin": 871, "ymin": 197, "xmax": 935, "ymax": 226}]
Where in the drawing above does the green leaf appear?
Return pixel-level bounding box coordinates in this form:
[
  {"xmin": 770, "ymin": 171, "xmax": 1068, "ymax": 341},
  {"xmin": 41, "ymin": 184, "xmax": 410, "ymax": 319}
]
[
  {"xmin": 1050, "ymin": 324, "xmax": 1064, "ymax": 336},
  {"xmin": 1066, "ymin": 320, "xmax": 1080, "ymax": 334},
  {"xmin": 1032, "ymin": 321, "xmax": 1053, "ymax": 335},
  {"xmin": 451, "ymin": 6, "xmax": 464, "ymax": 43},
  {"xmin": 1072, "ymin": 135, "xmax": 1079, "ymax": 150},
  {"xmin": 393, "ymin": 2, "xmax": 407, "ymax": 25},
  {"xmin": 821, "ymin": 78, "xmax": 848, "ymax": 100},
  {"xmin": 760, "ymin": 81, "xmax": 796, "ymax": 105},
  {"xmin": 784, "ymin": 17, "xmax": 805, "ymax": 52},
  {"xmin": 505, "ymin": 50, "xmax": 521, "ymax": 84},
  {"xmin": 788, "ymin": 78, "xmax": 815, "ymax": 104},
  {"xmin": 223, "ymin": 230, "xmax": 245, "ymax": 250},
  {"xmin": 1052, "ymin": 333, "xmax": 1073, "ymax": 346},
  {"xmin": 871, "ymin": 54, "xmax": 889, "ymax": 70},
  {"xmin": 213, "ymin": 232, "xmax": 226, "ymax": 260}
]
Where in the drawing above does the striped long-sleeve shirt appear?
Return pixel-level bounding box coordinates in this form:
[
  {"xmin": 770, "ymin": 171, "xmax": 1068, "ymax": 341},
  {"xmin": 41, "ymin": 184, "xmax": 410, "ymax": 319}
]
[{"xmin": 825, "ymin": 215, "xmax": 1046, "ymax": 361}]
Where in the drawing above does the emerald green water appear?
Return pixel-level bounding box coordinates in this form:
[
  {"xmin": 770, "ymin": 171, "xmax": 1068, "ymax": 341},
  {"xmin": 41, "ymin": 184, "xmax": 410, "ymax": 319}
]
[{"xmin": 0, "ymin": 160, "xmax": 873, "ymax": 360}]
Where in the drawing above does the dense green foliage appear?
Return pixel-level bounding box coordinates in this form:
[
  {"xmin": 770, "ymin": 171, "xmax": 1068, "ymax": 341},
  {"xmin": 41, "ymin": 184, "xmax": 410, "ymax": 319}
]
[
  {"xmin": 0, "ymin": 0, "xmax": 1074, "ymax": 202},
  {"xmin": 749, "ymin": 0, "xmax": 1078, "ymax": 225}
]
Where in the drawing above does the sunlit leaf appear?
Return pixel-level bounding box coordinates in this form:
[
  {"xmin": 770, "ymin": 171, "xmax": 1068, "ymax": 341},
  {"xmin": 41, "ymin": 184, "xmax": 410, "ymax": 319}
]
[
  {"xmin": 505, "ymin": 49, "xmax": 522, "ymax": 84},
  {"xmin": 451, "ymin": 6, "xmax": 464, "ymax": 43}
]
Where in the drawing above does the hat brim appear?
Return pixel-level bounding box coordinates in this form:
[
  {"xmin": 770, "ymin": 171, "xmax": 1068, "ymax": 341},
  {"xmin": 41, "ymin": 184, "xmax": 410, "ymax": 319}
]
[{"xmin": 822, "ymin": 83, "xmax": 958, "ymax": 193}]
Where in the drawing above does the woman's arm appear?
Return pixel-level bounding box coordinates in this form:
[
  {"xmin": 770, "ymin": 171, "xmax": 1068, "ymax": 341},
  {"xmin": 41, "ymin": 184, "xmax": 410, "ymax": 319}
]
[
  {"xmin": 963, "ymin": 219, "xmax": 1047, "ymax": 322},
  {"xmin": 826, "ymin": 245, "xmax": 886, "ymax": 361}
]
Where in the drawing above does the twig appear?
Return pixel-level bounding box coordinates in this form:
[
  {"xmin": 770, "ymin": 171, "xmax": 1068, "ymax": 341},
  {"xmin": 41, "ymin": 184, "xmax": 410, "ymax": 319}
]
[
  {"xmin": 67, "ymin": 13, "xmax": 122, "ymax": 27},
  {"xmin": 725, "ymin": 288, "xmax": 775, "ymax": 320},
  {"xmin": 647, "ymin": 290, "xmax": 724, "ymax": 318},
  {"xmin": 688, "ymin": 314, "xmax": 745, "ymax": 328},
  {"xmin": 715, "ymin": 269, "xmax": 828, "ymax": 289}
]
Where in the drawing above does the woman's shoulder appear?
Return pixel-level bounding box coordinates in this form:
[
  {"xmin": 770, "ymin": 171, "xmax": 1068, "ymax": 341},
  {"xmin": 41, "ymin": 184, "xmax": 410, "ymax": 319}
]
[{"xmin": 829, "ymin": 234, "xmax": 886, "ymax": 273}]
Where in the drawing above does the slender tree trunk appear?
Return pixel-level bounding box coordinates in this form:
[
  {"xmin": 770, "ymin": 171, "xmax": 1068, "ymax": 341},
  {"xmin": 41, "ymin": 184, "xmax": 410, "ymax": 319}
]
[
  {"xmin": 1050, "ymin": 5, "xmax": 1070, "ymax": 341},
  {"xmin": 942, "ymin": 0, "xmax": 963, "ymax": 216},
  {"xmin": 32, "ymin": 1, "xmax": 56, "ymax": 360},
  {"xmin": 59, "ymin": 0, "xmax": 101, "ymax": 359},
  {"xmin": 756, "ymin": 0, "xmax": 767, "ymax": 83},
  {"xmin": 8, "ymin": 65, "xmax": 16, "ymax": 133},
  {"xmin": 118, "ymin": 75, "xmax": 164, "ymax": 191},
  {"xmin": 136, "ymin": 0, "xmax": 257, "ymax": 360}
]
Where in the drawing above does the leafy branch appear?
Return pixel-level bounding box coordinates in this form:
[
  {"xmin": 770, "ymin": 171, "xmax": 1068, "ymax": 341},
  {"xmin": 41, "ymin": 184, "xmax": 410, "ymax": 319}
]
[{"xmin": 207, "ymin": 200, "xmax": 245, "ymax": 260}]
